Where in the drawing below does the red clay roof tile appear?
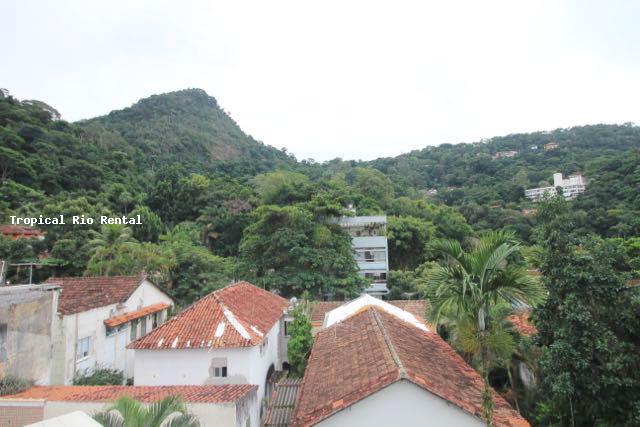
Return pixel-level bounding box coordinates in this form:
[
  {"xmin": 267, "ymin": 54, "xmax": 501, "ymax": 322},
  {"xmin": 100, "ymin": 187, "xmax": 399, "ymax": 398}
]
[
  {"xmin": 507, "ymin": 309, "xmax": 538, "ymax": 337},
  {"xmin": 45, "ymin": 276, "xmax": 146, "ymax": 315},
  {"xmin": 128, "ymin": 281, "xmax": 289, "ymax": 350},
  {"xmin": 0, "ymin": 385, "xmax": 256, "ymax": 403},
  {"xmin": 0, "ymin": 225, "xmax": 45, "ymax": 237},
  {"xmin": 292, "ymin": 306, "xmax": 529, "ymax": 427},
  {"xmin": 104, "ymin": 303, "xmax": 170, "ymax": 328}
]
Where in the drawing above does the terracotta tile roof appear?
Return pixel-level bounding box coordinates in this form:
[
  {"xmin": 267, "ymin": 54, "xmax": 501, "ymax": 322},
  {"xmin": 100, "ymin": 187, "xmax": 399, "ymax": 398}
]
[
  {"xmin": 507, "ymin": 309, "xmax": 538, "ymax": 337},
  {"xmin": 291, "ymin": 307, "xmax": 529, "ymax": 427},
  {"xmin": 263, "ymin": 378, "xmax": 302, "ymax": 427},
  {"xmin": 0, "ymin": 385, "xmax": 257, "ymax": 403},
  {"xmin": 129, "ymin": 281, "xmax": 289, "ymax": 350},
  {"xmin": 45, "ymin": 276, "xmax": 145, "ymax": 315},
  {"xmin": 310, "ymin": 299, "xmax": 428, "ymax": 326},
  {"xmin": 0, "ymin": 225, "xmax": 45, "ymax": 237},
  {"xmin": 104, "ymin": 303, "xmax": 171, "ymax": 328}
]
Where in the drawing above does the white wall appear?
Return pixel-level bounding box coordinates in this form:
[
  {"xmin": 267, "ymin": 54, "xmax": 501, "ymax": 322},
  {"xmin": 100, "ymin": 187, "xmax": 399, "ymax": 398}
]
[
  {"xmin": 318, "ymin": 380, "xmax": 485, "ymax": 427},
  {"xmin": 134, "ymin": 317, "xmax": 283, "ymax": 406},
  {"xmin": 41, "ymin": 399, "xmax": 245, "ymax": 427},
  {"xmin": 59, "ymin": 280, "xmax": 173, "ymax": 384}
]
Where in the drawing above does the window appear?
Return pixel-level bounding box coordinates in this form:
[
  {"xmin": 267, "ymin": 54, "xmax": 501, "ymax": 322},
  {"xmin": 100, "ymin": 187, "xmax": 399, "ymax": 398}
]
[
  {"xmin": 284, "ymin": 320, "xmax": 292, "ymax": 337},
  {"xmin": 260, "ymin": 336, "xmax": 269, "ymax": 356},
  {"xmin": 130, "ymin": 319, "xmax": 138, "ymax": 340},
  {"xmin": 209, "ymin": 358, "xmax": 228, "ymax": 378},
  {"xmin": 140, "ymin": 317, "xmax": 147, "ymax": 336},
  {"xmin": 152, "ymin": 312, "xmax": 159, "ymax": 329},
  {"xmin": 76, "ymin": 337, "xmax": 90, "ymax": 360},
  {"xmin": 106, "ymin": 324, "xmax": 125, "ymax": 337}
]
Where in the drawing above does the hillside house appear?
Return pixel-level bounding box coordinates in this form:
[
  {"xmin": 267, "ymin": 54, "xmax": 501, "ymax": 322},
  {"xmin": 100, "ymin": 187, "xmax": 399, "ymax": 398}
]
[
  {"xmin": 492, "ymin": 150, "xmax": 518, "ymax": 159},
  {"xmin": 544, "ymin": 142, "xmax": 559, "ymax": 150},
  {"xmin": 0, "ymin": 225, "xmax": 45, "ymax": 240},
  {"xmin": 128, "ymin": 281, "xmax": 290, "ymax": 406},
  {"xmin": 44, "ymin": 276, "xmax": 174, "ymax": 384},
  {"xmin": 291, "ymin": 297, "xmax": 528, "ymax": 427}
]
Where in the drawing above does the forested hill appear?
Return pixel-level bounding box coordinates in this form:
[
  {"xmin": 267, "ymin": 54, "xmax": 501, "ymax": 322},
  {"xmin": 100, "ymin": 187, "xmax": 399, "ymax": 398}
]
[
  {"xmin": 360, "ymin": 124, "xmax": 640, "ymax": 238},
  {"xmin": 369, "ymin": 124, "xmax": 640, "ymax": 198},
  {"xmin": 79, "ymin": 88, "xmax": 294, "ymax": 173}
]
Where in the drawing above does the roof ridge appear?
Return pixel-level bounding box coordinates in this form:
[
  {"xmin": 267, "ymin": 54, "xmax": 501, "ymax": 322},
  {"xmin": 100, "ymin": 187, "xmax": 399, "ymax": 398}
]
[{"xmin": 370, "ymin": 307, "xmax": 407, "ymax": 379}]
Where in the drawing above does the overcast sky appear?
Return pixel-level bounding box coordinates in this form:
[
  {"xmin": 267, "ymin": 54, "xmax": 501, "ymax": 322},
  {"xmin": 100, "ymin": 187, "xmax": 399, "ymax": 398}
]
[{"xmin": 3, "ymin": 1, "xmax": 640, "ymax": 161}]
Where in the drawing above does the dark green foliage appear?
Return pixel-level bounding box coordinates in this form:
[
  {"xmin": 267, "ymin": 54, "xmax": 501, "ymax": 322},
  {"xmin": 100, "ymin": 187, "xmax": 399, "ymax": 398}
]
[
  {"xmin": 238, "ymin": 205, "xmax": 363, "ymax": 298},
  {"xmin": 287, "ymin": 306, "xmax": 313, "ymax": 378},
  {"xmin": 162, "ymin": 224, "xmax": 234, "ymax": 305},
  {"xmin": 387, "ymin": 216, "xmax": 435, "ymax": 270},
  {"xmin": 533, "ymin": 197, "xmax": 640, "ymax": 426},
  {"xmin": 0, "ymin": 375, "xmax": 32, "ymax": 396},
  {"xmin": 130, "ymin": 206, "xmax": 165, "ymax": 243},
  {"xmin": 73, "ymin": 367, "xmax": 124, "ymax": 385}
]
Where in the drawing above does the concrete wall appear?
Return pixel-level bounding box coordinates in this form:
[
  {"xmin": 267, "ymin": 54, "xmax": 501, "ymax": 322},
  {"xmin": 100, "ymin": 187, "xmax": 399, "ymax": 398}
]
[
  {"xmin": 134, "ymin": 317, "xmax": 283, "ymax": 406},
  {"xmin": 318, "ymin": 380, "xmax": 485, "ymax": 427},
  {"xmin": 44, "ymin": 401, "xmax": 239, "ymax": 427},
  {"xmin": 56, "ymin": 280, "xmax": 173, "ymax": 384},
  {"xmin": 0, "ymin": 394, "xmax": 258, "ymax": 427},
  {"xmin": 0, "ymin": 285, "xmax": 58, "ymax": 385}
]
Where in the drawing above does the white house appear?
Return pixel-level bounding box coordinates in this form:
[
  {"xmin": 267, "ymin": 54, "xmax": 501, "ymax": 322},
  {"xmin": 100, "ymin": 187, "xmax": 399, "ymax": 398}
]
[
  {"xmin": 337, "ymin": 215, "xmax": 389, "ymax": 297},
  {"xmin": 129, "ymin": 281, "xmax": 290, "ymax": 408},
  {"xmin": 291, "ymin": 298, "xmax": 528, "ymax": 427},
  {"xmin": 44, "ymin": 276, "xmax": 174, "ymax": 384}
]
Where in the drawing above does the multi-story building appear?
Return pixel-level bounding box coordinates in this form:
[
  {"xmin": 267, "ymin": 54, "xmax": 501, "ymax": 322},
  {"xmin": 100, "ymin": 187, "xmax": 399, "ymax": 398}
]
[
  {"xmin": 338, "ymin": 215, "xmax": 389, "ymax": 297},
  {"xmin": 525, "ymin": 172, "xmax": 587, "ymax": 201}
]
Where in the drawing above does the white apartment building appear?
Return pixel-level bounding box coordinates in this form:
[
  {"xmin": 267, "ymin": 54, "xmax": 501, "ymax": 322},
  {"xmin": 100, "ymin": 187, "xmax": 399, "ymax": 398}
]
[
  {"xmin": 338, "ymin": 216, "xmax": 389, "ymax": 297},
  {"xmin": 525, "ymin": 172, "xmax": 587, "ymax": 201}
]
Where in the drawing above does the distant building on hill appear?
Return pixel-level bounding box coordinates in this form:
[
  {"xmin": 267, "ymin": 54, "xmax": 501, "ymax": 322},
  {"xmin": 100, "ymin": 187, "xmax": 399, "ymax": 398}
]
[
  {"xmin": 525, "ymin": 172, "xmax": 587, "ymax": 201},
  {"xmin": 0, "ymin": 225, "xmax": 45, "ymax": 240},
  {"xmin": 492, "ymin": 150, "xmax": 518, "ymax": 159},
  {"xmin": 544, "ymin": 142, "xmax": 559, "ymax": 151}
]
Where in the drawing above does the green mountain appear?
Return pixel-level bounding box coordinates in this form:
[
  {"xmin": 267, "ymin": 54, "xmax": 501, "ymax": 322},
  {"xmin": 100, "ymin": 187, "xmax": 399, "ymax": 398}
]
[{"xmin": 79, "ymin": 88, "xmax": 293, "ymax": 171}]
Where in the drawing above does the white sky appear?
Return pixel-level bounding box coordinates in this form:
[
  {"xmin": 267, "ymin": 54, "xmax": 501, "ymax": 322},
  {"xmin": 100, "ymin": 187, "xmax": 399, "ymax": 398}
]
[{"xmin": 2, "ymin": 1, "xmax": 640, "ymax": 161}]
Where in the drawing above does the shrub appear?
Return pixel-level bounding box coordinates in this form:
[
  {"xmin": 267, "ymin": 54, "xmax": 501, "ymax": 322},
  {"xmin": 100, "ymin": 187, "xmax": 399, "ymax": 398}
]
[
  {"xmin": 0, "ymin": 375, "xmax": 32, "ymax": 396},
  {"xmin": 73, "ymin": 367, "xmax": 124, "ymax": 385}
]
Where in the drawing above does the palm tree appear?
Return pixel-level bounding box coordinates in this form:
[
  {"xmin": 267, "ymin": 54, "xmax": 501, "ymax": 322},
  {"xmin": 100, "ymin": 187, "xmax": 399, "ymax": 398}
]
[
  {"xmin": 93, "ymin": 395, "xmax": 199, "ymax": 427},
  {"xmin": 423, "ymin": 231, "xmax": 545, "ymax": 426},
  {"xmin": 86, "ymin": 224, "xmax": 137, "ymax": 276}
]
